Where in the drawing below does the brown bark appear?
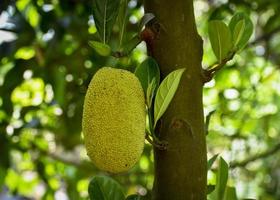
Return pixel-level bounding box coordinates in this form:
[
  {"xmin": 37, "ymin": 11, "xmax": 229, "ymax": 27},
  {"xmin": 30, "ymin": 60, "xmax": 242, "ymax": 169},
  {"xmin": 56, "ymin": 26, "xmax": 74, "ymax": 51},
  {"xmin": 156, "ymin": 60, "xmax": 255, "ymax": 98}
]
[{"xmin": 144, "ymin": 0, "xmax": 207, "ymax": 199}]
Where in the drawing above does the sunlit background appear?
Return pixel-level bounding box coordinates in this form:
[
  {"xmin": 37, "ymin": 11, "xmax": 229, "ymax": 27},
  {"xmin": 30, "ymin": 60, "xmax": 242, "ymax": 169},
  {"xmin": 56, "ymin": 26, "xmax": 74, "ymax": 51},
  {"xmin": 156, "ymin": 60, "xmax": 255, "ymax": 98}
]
[{"xmin": 1, "ymin": 0, "xmax": 280, "ymax": 199}]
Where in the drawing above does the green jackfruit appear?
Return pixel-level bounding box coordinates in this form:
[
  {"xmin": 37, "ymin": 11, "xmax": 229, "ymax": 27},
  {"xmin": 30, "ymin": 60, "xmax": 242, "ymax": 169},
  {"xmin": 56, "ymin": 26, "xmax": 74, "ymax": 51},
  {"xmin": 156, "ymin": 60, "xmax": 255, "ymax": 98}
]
[{"xmin": 82, "ymin": 67, "xmax": 146, "ymax": 173}]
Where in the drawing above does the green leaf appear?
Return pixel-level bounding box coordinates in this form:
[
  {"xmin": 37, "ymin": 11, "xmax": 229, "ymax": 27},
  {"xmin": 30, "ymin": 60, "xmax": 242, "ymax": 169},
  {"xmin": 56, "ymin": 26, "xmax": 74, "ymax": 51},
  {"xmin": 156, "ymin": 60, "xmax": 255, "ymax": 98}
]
[
  {"xmin": 126, "ymin": 194, "xmax": 142, "ymax": 200},
  {"xmin": 229, "ymin": 12, "xmax": 253, "ymax": 50},
  {"xmin": 207, "ymin": 154, "xmax": 219, "ymax": 171},
  {"xmin": 207, "ymin": 185, "xmax": 215, "ymax": 194},
  {"xmin": 117, "ymin": 0, "xmax": 128, "ymax": 47},
  {"xmin": 232, "ymin": 19, "xmax": 245, "ymax": 47},
  {"xmin": 92, "ymin": 0, "xmax": 121, "ymax": 43},
  {"xmin": 122, "ymin": 35, "xmax": 142, "ymax": 55},
  {"xmin": 216, "ymin": 157, "xmax": 229, "ymax": 200},
  {"xmin": 88, "ymin": 176, "xmax": 125, "ymax": 200},
  {"xmin": 208, "ymin": 20, "xmax": 232, "ymax": 63},
  {"xmin": 224, "ymin": 186, "xmax": 238, "ymax": 200},
  {"xmin": 89, "ymin": 41, "xmax": 111, "ymax": 56},
  {"xmin": 135, "ymin": 57, "xmax": 160, "ymax": 97},
  {"xmin": 154, "ymin": 68, "xmax": 185, "ymax": 128},
  {"xmin": 146, "ymin": 78, "xmax": 157, "ymax": 108}
]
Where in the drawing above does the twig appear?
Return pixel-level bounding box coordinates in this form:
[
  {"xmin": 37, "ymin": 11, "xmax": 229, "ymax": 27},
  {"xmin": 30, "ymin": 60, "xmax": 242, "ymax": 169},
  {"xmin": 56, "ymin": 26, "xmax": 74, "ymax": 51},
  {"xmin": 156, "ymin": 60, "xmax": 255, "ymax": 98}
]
[
  {"xmin": 230, "ymin": 142, "xmax": 280, "ymax": 168},
  {"xmin": 47, "ymin": 151, "xmax": 92, "ymax": 170},
  {"xmin": 202, "ymin": 26, "xmax": 280, "ymax": 83},
  {"xmin": 145, "ymin": 133, "xmax": 168, "ymax": 150},
  {"xmin": 111, "ymin": 18, "xmax": 161, "ymax": 58},
  {"xmin": 146, "ymin": 104, "xmax": 168, "ymax": 150},
  {"xmin": 32, "ymin": 143, "xmax": 94, "ymax": 171},
  {"xmin": 202, "ymin": 52, "xmax": 235, "ymax": 83},
  {"xmin": 0, "ymin": 28, "xmax": 17, "ymax": 33},
  {"xmin": 111, "ymin": 35, "xmax": 142, "ymax": 58}
]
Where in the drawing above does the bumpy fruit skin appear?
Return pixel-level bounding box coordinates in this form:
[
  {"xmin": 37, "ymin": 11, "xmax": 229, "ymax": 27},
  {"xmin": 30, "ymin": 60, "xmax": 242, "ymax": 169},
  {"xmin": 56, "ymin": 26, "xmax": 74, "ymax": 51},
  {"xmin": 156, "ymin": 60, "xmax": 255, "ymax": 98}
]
[{"xmin": 82, "ymin": 67, "xmax": 146, "ymax": 173}]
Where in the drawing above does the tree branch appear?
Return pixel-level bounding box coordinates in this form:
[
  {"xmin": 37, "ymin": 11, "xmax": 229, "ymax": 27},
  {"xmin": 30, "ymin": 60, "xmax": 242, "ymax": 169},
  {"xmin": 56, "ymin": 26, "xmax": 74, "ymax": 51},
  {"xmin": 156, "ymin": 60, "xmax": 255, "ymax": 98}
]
[
  {"xmin": 202, "ymin": 52, "xmax": 235, "ymax": 83},
  {"xmin": 202, "ymin": 27, "xmax": 280, "ymax": 84},
  {"xmin": 33, "ymin": 143, "xmax": 95, "ymax": 172},
  {"xmin": 46, "ymin": 151, "xmax": 94, "ymax": 171},
  {"xmin": 230, "ymin": 142, "xmax": 280, "ymax": 168}
]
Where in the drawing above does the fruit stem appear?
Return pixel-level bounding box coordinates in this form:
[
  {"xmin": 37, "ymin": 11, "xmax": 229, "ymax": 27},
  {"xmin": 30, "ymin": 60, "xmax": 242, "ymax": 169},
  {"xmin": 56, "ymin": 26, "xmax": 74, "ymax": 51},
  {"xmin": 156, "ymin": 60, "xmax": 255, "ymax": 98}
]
[{"xmin": 145, "ymin": 133, "xmax": 168, "ymax": 150}]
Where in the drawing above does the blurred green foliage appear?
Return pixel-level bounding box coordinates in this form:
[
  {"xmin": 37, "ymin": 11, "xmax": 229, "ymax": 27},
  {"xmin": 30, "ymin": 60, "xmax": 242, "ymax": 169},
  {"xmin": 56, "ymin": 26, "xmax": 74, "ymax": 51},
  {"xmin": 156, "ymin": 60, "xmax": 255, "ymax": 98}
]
[{"xmin": 1, "ymin": 0, "xmax": 280, "ymax": 199}]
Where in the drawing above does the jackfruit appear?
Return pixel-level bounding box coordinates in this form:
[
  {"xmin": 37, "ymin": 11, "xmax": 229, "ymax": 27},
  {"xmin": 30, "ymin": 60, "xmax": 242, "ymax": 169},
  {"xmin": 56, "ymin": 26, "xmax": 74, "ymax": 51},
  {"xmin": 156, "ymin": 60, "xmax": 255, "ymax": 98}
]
[{"xmin": 82, "ymin": 67, "xmax": 146, "ymax": 173}]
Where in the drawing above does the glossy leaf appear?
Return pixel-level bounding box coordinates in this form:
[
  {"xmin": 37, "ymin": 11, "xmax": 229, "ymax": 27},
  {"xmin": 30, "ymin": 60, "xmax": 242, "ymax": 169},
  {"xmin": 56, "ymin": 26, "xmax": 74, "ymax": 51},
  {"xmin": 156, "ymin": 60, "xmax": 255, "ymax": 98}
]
[
  {"xmin": 89, "ymin": 41, "xmax": 111, "ymax": 56},
  {"xmin": 208, "ymin": 20, "xmax": 232, "ymax": 62},
  {"xmin": 88, "ymin": 176, "xmax": 125, "ymax": 200},
  {"xmin": 92, "ymin": 0, "xmax": 121, "ymax": 43},
  {"xmin": 154, "ymin": 68, "xmax": 185, "ymax": 128},
  {"xmin": 207, "ymin": 185, "xmax": 215, "ymax": 194},
  {"xmin": 207, "ymin": 154, "xmax": 219, "ymax": 171},
  {"xmin": 122, "ymin": 35, "xmax": 142, "ymax": 55},
  {"xmin": 229, "ymin": 12, "xmax": 253, "ymax": 50},
  {"xmin": 215, "ymin": 157, "xmax": 229, "ymax": 200},
  {"xmin": 135, "ymin": 57, "xmax": 160, "ymax": 97},
  {"xmin": 224, "ymin": 186, "xmax": 238, "ymax": 200},
  {"xmin": 232, "ymin": 19, "xmax": 245, "ymax": 47},
  {"xmin": 146, "ymin": 78, "xmax": 157, "ymax": 108},
  {"xmin": 117, "ymin": 0, "xmax": 128, "ymax": 47}
]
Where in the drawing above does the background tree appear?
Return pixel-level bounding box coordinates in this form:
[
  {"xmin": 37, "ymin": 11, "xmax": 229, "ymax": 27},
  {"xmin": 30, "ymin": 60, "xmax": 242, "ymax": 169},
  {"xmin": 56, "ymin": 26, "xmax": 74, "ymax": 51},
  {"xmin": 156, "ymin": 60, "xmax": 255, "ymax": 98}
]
[{"xmin": 0, "ymin": 0, "xmax": 280, "ymax": 199}]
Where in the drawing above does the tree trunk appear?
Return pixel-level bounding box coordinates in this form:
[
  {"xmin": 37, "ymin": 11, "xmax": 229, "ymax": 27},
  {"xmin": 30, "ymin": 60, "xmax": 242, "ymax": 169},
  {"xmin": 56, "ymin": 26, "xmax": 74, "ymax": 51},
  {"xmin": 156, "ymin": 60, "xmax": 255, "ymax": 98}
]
[{"xmin": 144, "ymin": 0, "xmax": 207, "ymax": 199}]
